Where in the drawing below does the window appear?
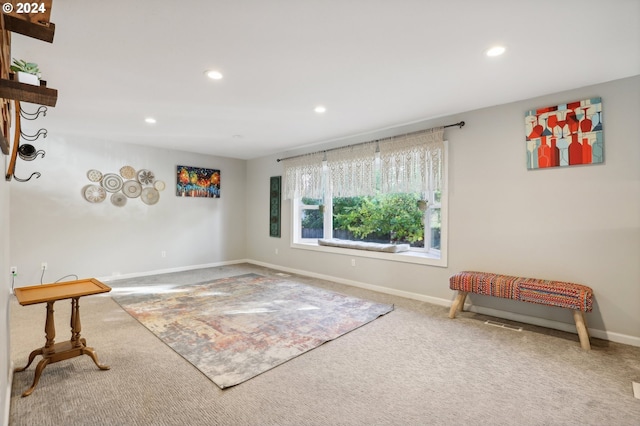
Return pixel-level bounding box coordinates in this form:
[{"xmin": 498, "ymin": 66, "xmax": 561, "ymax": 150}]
[
  {"xmin": 298, "ymin": 197, "xmax": 324, "ymax": 241},
  {"xmin": 285, "ymin": 128, "xmax": 447, "ymax": 266}
]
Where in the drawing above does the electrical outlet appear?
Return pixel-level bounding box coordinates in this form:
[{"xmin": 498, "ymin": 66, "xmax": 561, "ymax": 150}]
[
  {"xmin": 275, "ymin": 248, "xmax": 279, "ymax": 255},
  {"xmin": 351, "ymin": 259, "xmax": 356, "ymax": 267},
  {"xmin": 161, "ymin": 251, "xmax": 167, "ymax": 258},
  {"xmin": 41, "ymin": 262, "xmax": 48, "ymax": 270},
  {"xmin": 10, "ymin": 266, "xmax": 17, "ymax": 275}
]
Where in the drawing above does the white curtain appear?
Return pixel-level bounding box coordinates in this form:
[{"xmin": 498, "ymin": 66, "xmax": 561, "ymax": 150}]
[
  {"xmin": 325, "ymin": 141, "xmax": 377, "ymax": 197},
  {"xmin": 378, "ymin": 127, "xmax": 444, "ymax": 194},
  {"xmin": 282, "ymin": 151, "xmax": 325, "ymax": 200},
  {"xmin": 282, "ymin": 127, "xmax": 444, "ymax": 199}
]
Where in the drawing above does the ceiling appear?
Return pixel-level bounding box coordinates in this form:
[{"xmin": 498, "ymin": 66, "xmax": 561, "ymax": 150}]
[{"xmin": 10, "ymin": 0, "xmax": 640, "ymax": 160}]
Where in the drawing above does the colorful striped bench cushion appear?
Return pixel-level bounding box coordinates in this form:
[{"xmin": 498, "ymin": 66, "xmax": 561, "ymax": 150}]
[{"xmin": 449, "ymin": 271, "xmax": 593, "ymax": 312}]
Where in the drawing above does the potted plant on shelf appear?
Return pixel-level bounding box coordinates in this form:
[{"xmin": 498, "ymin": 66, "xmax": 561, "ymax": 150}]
[{"xmin": 10, "ymin": 59, "xmax": 41, "ymax": 86}]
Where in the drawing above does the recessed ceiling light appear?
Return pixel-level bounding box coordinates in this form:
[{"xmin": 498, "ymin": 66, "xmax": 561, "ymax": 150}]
[
  {"xmin": 205, "ymin": 70, "xmax": 223, "ymax": 80},
  {"xmin": 314, "ymin": 105, "xmax": 326, "ymax": 113},
  {"xmin": 145, "ymin": 117, "xmax": 157, "ymax": 124},
  {"xmin": 486, "ymin": 46, "xmax": 506, "ymax": 57}
]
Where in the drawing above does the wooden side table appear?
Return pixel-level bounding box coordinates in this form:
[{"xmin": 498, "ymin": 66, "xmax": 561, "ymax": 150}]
[{"xmin": 13, "ymin": 278, "xmax": 112, "ymax": 397}]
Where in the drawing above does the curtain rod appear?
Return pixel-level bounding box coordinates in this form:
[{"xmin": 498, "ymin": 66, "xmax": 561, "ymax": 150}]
[{"xmin": 276, "ymin": 121, "xmax": 465, "ymax": 162}]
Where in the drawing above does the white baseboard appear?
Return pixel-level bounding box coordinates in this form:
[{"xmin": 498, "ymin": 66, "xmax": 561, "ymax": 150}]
[
  {"xmin": 247, "ymin": 259, "xmax": 640, "ymax": 348},
  {"xmin": 249, "ymin": 259, "xmax": 449, "ymax": 305},
  {"xmin": 462, "ymin": 305, "xmax": 640, "ymax": 347},
  {"xmin": 97, "ymin": 259, "xmax": 250, "ymax": 282}
]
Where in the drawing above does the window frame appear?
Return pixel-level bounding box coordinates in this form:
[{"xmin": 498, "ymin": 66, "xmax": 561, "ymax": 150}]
[{"xmin": 291, "ymin": 141, "xmax": 448, "ymax": 268}]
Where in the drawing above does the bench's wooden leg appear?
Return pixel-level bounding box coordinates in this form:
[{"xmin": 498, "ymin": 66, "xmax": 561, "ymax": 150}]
[
  {"xmin": 459, "ymin": 292, "xmax": 467, "ymax": 311},
  {"xmin": 572, "ymin": 310, "xmax": 591, "ymax": 350},
  {"xmin": 449, "ymin": 291, "xmax": 468, "ymax": 319}
]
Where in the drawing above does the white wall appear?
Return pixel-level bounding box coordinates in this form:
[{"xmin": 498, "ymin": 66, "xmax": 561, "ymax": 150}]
[
  {"xmin": 246, "ymin": 75, "xmax": 640, "ymax": 344},
  {"xmin": 9, "ymin": 135, "xmax": 246, "ymax": 284},
  {"xmin": 1, "ymin": 151, "xmax": 11, "ymax": 425}
]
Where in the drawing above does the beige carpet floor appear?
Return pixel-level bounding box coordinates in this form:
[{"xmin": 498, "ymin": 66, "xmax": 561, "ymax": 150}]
[{"xmin": 8, "ymin": 263, "xmax": 640, "ymax": 425}]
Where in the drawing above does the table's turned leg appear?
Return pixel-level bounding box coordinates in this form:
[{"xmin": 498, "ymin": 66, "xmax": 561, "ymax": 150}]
[
  {"xmin": 71, "ymin": 297, "xmax": 82, "ymax": 347},
  {"xmin": 16, "ymin": 301, "xmax": 58, "ymax": 396},
  {"xmin": 72, "ymin": 297, "xmax": 110, "ymax": 369},
  {"xmin": 14, "ymin": 348, "xmax": 44, "ymax": 372},
  {"xmin": 21, "ymin": 358, "xmax": 50, "ymax": 397},
  {"xmin": 81, "ymin": 347, "xmax": 110, "ymax": 370},
  {"xmin": 44, "ymin": 301, "xmax": 56, "ymax": 353}
]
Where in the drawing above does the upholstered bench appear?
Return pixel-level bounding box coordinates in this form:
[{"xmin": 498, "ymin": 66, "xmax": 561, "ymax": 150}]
[{"xmin": 448, "ymin": 271, "xmax": 594, "ymax": 350}]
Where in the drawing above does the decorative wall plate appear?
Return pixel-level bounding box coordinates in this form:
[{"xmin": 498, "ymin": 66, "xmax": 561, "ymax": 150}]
[
  {"xmin": 120, "ymin": 165, "xmax": 136, "ymax": 179},
  {"xmin": 87, "ymin": 169, "xmax": 103, "ymax": 182},
  {"xmin": 84, "ymin": 185, "xmax": 106, "ymax": 203},
  {"xmin": 141, "ymin": 187, "xmax": 160, "ymax": 205},
  {"xmin": 137, "ymin": 169, "xmax": 155, "ymax": 185},
  {"xmin": 154, "ymin": 180, "xmax": 166, "ymax": 191},
  {"xmin": 101, "ymin": 173, "xmax": 124, "ymax": 192},
  {"xmin": 111, "ymin": 192, "xmax": 127, "ymax": 207},
  {"xmin": 122, "ymin": 180, "xmax": 143, "ymax": 198}
]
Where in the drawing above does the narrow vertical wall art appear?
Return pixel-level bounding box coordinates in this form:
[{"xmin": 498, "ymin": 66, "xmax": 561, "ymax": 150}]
[
  {"xmin": 270, "ymin": 176, "xmax": 281, "ymax": 237},
  {"xmin": 525, "ymin": 97, "xmax": 603, "ymax": 169}
]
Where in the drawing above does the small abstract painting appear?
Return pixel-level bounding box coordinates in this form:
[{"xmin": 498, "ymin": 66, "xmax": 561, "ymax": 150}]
[
  {"xmin": 525, "ymin": 97, "xmax": 603, "ymax": 170},
  {"xmin": 176, "ymin": 165, "xmax": 220, "ymax": 198}
]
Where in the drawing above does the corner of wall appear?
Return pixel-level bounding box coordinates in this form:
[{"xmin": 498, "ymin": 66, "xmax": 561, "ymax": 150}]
[{"xmin": 0, "ymin": 174, "xmax": 11, "ymax": 425}]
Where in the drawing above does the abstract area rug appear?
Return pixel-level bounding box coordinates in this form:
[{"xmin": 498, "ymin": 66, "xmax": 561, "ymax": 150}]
[{"xmin": 112, "ymin": 273, "xmax": 393, "ymax": 389}]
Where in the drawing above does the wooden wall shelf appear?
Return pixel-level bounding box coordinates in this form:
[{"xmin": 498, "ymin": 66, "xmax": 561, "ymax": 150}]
[
  {"xmin": 2, "ymin": 1, "xmax": 57, "ymax": 176},
  {"xmin": 2, "ymin": 14, "xmax": 55, "ymax": 43},
  {"xmin": 0, "ymin": 78, "xmax": 57, "ymax": 107}
]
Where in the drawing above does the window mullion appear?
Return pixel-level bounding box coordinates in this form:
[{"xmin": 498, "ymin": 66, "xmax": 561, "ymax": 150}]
[
  {"xmin": 324, "ymin": 196, "xmax": 333, "ymax": 239},
  {"xmin": 324, "ymin": 176, "xmax": 333, "ymax": 239}
]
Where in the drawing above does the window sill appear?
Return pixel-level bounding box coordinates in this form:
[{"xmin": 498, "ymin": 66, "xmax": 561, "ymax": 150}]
[{"xmin": 291, "ymin": 241, "xmax": 447, "ymax": 267}]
